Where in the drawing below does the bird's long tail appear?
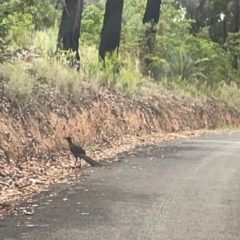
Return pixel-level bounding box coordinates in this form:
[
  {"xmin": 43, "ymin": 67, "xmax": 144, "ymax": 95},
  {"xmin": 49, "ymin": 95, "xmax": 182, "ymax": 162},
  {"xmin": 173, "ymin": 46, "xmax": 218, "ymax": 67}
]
[{"xmin": 79, "ymin": 154, "xmax": 103, "ymax": 167}]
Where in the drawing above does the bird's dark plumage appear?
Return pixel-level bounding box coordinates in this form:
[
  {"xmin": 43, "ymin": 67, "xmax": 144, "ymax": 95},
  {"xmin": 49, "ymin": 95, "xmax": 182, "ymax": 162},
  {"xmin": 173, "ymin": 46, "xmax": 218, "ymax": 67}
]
[{"xmin": 64, "ymin": 137, "xmax": 102, "ymax": 167}]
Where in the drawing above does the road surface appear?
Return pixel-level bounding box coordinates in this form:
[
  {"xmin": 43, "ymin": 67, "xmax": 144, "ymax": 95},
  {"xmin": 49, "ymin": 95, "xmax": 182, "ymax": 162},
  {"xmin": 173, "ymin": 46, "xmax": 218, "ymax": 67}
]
[{"xmin": 1, "ymin": 131, "xmax": 240, "ymax": 240}]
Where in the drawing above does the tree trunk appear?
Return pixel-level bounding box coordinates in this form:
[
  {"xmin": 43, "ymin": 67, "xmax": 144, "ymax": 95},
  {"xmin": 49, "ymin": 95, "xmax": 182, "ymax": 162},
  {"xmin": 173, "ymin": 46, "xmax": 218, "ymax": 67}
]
[
  {"xmin": 99, "ymin": 0, "xmax": 124, "ymax": 61},
  {"xmin": 223, "ymin": 17, "xmax": 227, "ymax": 44},
  {"xmin": 142, "ymin": 0, "xmax": 161, "ymax": 53},
  {"xmin": 143, "ymin": 0, "xmax": 161, "ymax": 25},
  {"xmin": 232, "ymin": 0, "xmax": 240, "ymax": 69},
  {"xmin": 56, "ymin": 0, "xmax": 83, "ymax": 71}
]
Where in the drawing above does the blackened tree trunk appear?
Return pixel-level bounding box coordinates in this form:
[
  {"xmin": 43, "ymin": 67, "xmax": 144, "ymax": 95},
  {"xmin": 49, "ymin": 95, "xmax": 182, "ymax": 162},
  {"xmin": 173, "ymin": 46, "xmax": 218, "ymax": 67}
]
[
  {"xmin": 142, "ymin": 0, "xmax": 161, "ymax": 53},
  {"xmin": 143, "ymin": 0, "xmax": 161, "ymax": 25},
  {"xmin": 56, "ymin": 0, "xmax": 83, "ymax": 70},
  {"xmin": 99, "ymin": 0, "xmax": 124, "ymax": 61},
  {"xmin": 232, "ymin": 0, "xmax": 240, "ymax": 69},
  {"xmin": 223, "ymin": 17, "xmax": 227, "ymax": 44}
]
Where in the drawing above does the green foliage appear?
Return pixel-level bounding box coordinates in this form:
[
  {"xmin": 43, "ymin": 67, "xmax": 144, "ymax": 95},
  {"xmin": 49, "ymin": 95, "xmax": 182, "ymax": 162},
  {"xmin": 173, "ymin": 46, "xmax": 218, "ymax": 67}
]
[
  {"xmin": 138, "ymin": 0, "xmax": 240, "ymax": 88},
  {"xmin": 0, "ymin": 0, "xmax": 60, "ymax": 64},
  {"xmin": 118, "ymin": 54, "xmax": 143, "ymax": 95},
  {"xmin": 0, "ymin": 27, "xmax": 11, "ymax": 64},
  {"xmin": 224, "ymin": 32, "xmax": 240, "ymax": 56},
  {"xmin": 34, "ymin": 21, "xmax": 59, "ymax": 59},
  {"xmin": 99, "ymin": 50, "xmax": 122, "ymax": 89},
  {"xmin": 81, "ymin": 4, "xmax": 104, "ymax": 45},
  {"xmin": 6, "ymin": 0, "xmax": 60, "ymax": 31},
  {"xmin": 1, "ymin": 57, "xmax": 83, "ymax": 105},
  {"xmin": 142, "ymin": 55, "xmax": 170, "ymax": 79},
  {"xmin": 121, "ymin": 0, "xmax": 145, "ymax": 51},
  {"xmin": 3, "ymin": 12, "xmax": 34, "ymax": 47},
  {"xmin": 80, "ymin": 45, "xmax": 101, "ymax": 78},
  {"xmin": 0, "ymin": 1, "xmax": 14, "ymax": 63},
  {"xmin": 224, "ymin": 32, "xmax": 240, "ymax": 76},
  {"xmin": 1, "ymin": 0, "xmax": 240, "ymax": 110},
  {"xmin": 97, "ymin": 50, "xmax": 143, "ymax": 95},
  {"xmin": 26, "ymin": 0, "xmax": 60, "ymax": 31},
  {"xmin": 169, "ymin": 51, "xmax": 209, "ymax": 81}
]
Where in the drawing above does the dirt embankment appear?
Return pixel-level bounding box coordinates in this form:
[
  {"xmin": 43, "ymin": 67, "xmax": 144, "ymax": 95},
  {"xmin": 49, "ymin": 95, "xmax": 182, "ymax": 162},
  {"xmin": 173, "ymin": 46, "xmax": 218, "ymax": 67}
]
[{"xmin": 0, "ymin": 85, "xmax": 240, "ymax": 216}]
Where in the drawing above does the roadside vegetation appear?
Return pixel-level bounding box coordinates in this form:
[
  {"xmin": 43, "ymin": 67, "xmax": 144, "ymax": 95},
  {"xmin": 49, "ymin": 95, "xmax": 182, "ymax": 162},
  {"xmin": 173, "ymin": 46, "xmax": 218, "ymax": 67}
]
[{"xmin": 0, "ymin": 0, "xmax": 240, "ymax": 110}]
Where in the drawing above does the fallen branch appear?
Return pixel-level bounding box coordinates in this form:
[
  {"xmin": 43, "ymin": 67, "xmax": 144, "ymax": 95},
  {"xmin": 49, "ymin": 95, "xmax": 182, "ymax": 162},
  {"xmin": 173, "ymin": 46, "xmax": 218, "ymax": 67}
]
[
  {"xmin": 18, "ymin": 183, "xmax": 32, "ymax": 189},
  {"xmin": 0, "ymin": 180, "xmax": 10, "ymax": 187}
]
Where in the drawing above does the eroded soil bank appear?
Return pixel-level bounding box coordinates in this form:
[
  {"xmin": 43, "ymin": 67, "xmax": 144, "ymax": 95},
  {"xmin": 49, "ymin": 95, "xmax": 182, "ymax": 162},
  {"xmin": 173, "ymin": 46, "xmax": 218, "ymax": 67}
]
[{"xmin": 1, "ymin": 85, "xmax": 240, "ymax": 217}]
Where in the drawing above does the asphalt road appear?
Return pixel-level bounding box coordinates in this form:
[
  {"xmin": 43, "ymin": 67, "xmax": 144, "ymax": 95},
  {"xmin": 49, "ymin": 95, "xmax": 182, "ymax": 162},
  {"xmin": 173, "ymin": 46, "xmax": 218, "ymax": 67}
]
[{"xmin": 1, "ymin": 131, "xmax": 240, "ymax": 240}]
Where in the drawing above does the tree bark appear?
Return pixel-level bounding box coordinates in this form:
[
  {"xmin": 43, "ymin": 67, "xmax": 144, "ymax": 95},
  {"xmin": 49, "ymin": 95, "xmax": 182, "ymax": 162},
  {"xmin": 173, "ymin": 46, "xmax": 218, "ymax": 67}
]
[
  {"xmin": 56, "ymin": 0, "xmax": 83, "ymax": 70},
  {"xmin": 142, "ymin": 0, "xmax": 161, "ymax": 53},
  {"xmin": 232, "ymin": 0, "xmax": 240, "ymax": 69},
  {"xmin": 223, "ymin": 17, "xmax": 227, "ymax": 44},
  {"xmin": 143, "ymin": 0, "xmax": 161, "ymax": 25},
  {"xmin": 99, "ymin": 0, "xmax": 124, "ymax": 61}
]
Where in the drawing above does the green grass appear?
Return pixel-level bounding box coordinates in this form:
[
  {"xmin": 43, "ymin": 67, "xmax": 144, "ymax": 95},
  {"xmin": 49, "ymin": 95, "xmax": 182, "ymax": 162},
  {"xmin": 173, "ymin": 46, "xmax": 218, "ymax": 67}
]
[
  {"xmin": 159, "ymin": 76, "xmax": 240, "ymax": 111},
  {"xmin": 216, "ymin": 125, "xmax": 239, "ymax": 131},
  {"xmin": 1, "ymin": 28, "xmax": 240, "ymax": 112}
]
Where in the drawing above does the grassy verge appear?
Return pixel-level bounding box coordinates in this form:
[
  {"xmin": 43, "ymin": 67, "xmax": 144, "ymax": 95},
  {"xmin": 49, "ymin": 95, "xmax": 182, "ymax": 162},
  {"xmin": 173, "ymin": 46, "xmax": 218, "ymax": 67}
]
[
  {"xmin": 159, "ymin": 77, "xmax": 240, "ymax": 111},
  {"xmin": 1, "ymin": 27, "xmax": 240, "ymax": 111}
]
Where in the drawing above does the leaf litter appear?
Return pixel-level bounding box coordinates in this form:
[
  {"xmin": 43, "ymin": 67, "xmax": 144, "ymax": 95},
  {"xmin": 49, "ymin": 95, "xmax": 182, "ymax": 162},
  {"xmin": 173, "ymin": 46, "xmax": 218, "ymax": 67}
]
[{"xmin": 0, "ymin": 128, "xmax": 223, "ymax": 218}]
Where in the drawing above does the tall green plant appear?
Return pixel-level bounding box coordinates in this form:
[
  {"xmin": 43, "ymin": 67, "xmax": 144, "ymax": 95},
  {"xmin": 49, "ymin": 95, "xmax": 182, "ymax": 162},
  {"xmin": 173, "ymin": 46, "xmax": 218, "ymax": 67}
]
[
  {"xmin": 0, "ymin": 1, "xmax": 13, "ymax": 63},
  {"xmin": 169, "ymin": 51, "xmax": 209, "ymax": 81},
  {"xmin": 81, "ymin": 4, "xmax": 104, "ymax": 46}
]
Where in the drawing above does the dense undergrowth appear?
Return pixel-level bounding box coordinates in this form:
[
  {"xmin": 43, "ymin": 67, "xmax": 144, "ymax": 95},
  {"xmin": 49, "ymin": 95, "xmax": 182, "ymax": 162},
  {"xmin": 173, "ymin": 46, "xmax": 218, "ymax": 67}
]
[{"xmin": 1, "ymin": 0, "xmax": 240, "ymax": 110}]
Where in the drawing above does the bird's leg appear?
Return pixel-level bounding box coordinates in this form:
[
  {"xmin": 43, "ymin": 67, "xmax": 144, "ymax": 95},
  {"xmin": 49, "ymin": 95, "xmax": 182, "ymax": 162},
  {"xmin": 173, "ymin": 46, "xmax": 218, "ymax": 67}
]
[
  {"xmin": 79, "ymin": 158, "xmax": 81, "ymax": 168},
  {"xmin": 74, "ymin": 157, "xmax": 78, "ymax": 167}
]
